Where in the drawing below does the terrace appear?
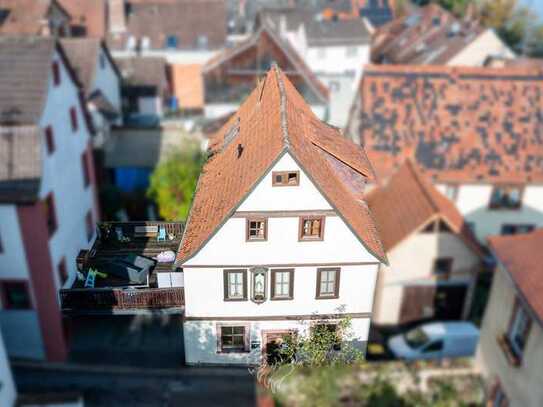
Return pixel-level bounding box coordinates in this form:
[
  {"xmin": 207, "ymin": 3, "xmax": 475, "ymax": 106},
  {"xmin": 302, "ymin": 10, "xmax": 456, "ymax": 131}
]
[{"xmin": 60, "ymin": 221, "xmax": 185, "ymax": 315}]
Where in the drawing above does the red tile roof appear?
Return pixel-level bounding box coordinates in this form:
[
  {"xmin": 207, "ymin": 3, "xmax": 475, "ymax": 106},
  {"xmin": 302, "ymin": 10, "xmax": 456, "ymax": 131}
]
[
  {"xmin": 177, "ymin": 66, "xmax": 385, "ymax": 264},
  {"xmin": 355, "ymin": 64, "xmax": 543, "ymax": 183},
  {"xmin": 372, "ymin": 4, "xmax": 484, "ymax": 65},
  {"xmin": 366, "ymin": 160, "xmax": 481, "ymax": 254},
  {"xmin": 489, "ymin": 229, "xmax": 543, "ymax": 325},
  {"xmin": 0, "ymin": 0, "xmax": 70, "ymax": 35},
  {"xmin": 58, "ymin": 0, "xmax": 106, "ymax": 37}
]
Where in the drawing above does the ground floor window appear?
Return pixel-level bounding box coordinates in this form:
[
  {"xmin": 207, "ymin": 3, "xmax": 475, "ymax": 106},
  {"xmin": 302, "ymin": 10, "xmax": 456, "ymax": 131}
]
[
  {"xmin": 218, "ymin": 325, "xmax": 249, "ymax": 353},
  {"xmin": 1, "ymin": 281, "xmax": 32, "ymax": 309}
]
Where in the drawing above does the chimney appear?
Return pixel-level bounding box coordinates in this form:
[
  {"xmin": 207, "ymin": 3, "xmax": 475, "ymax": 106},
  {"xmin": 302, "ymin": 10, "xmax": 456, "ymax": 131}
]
[{"xmin": 108, "ymin": 0, "xmax": 126, "ymax": 33}]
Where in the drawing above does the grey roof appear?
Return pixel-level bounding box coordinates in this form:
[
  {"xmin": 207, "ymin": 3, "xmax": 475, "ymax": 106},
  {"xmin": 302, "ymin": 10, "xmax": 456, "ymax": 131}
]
[
  {"xmin": 305, "ymin": 19, "xmax": 371, "ymax": 46},
  {"xmin": 60, "ymin": 38, "xmax": 101, "ymax": 95},
  {"xmin": 116, "ymin": 57, "xmax": 167, "ymax": 91},
  {"xmin": 0, "ymin": 36, "xmax": 55, "ymax": 125},
  {"xmin": 0, "ymin": 126, "xmax": 42, "ymax": 203}
]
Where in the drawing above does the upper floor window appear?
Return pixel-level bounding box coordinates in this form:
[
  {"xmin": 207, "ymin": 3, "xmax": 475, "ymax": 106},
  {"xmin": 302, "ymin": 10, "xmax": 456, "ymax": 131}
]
[
  {"xmin": 433, "ymin": 257, "xmax": 453, "ymax": 281},
  {"xmin": 299, "ymin": 216, "xmax": 324, "ymax": 241},
  {"xmin": 272, "ymin": 171, "xmax": 299, "ymax": 186},
  {"xmin": 81, "ymin": 151, "xmax": 90, "ymax": 187},
  {"xmin": 52, "ymin": 61, "xmax": 61, "ymax": 86},
  {"xmin": 44, "ymin": 192, "xmax": 57, "ymax": 237},
  {"xmin": 250, "ymin": 267, "xmax": 267, "ymax": 303},
  {"xmin": 246, "ymin": 218, "xmax": 267, "ymax": 241},
  {"xmin": 0, "ymin": 281, "xmax": 31, "ymax": 309},
  {"xmin": 166, "ymin": 35, "xmax": 178, "ymax": 49},
  {"xmin": 223, "ymin": 269, "xmax": 247, "ymax": 301},
  {"xmin": 271, "ymin": 269, "xmax": 294, "ymax": 300},
  {"xmin": 45, "ymin": 126, "xmax": 55, "ymax": 154},
  {"xmin": 218, "ymin": 324, "xmax": 249, "ymax": 353},
  {"xmin": 507, "ymin": 298, "xmax": 532, "ymax": 361},
  {"xmin": 489, "ymin": 185, "xmax": 523, "ymax": 210},
  {"xmin": 501, "ymin": 224, "xmax": 534, "ymax": 236},
  {"xmin": 70, "ymin": 107, "xmax": 79, "ymax": 132},
  {"xmin": 316, "ymin": 268, "xmax": 340, "ymax": 299}
]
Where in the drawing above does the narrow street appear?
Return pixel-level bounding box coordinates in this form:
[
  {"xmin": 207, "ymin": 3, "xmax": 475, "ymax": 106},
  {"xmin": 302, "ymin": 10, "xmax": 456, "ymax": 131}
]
[{"xmin": 13, "ymin": 363, "xmax": 256, "ymax": 407}]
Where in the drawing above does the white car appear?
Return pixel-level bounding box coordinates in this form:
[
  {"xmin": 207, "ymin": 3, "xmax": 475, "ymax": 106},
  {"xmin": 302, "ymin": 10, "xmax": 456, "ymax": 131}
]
[{"xmin": 388, "ymin": 322, "xmax": 480, "ymax": 360}]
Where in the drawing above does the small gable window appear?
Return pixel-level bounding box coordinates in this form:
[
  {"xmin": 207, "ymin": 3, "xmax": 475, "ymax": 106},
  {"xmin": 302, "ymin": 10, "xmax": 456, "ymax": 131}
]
[
  {"xmin": 433, "ymin": 257, "xmax": 453, "ymax": 281},
  {"xmin": 52, "ymin": 61, "xmax": 61, "ymax": 86},
  {"xmin": 501, "ymin": 224, "xmax": 535, "ymax": 236},
  {"xmin": 272, "ymin": 171, "xmax": 299, "ymax": 186},
  {"xmin": 421, "ymin": 219, "xmax": 451, "ymax": 233},
  {"xmin": 299, "ymin": 216, "xmax": 324, "ymax": 241},
  {"xmin": 489, "ymin": 185, "xmax": 523, "ymax": 210},
  {"xmin": 45, "ymin": 126, "xmax": 55, "ymax": 154},
  {"xmin": 246, "ymin": 218, "xmax": 267, "ymax": 241}
]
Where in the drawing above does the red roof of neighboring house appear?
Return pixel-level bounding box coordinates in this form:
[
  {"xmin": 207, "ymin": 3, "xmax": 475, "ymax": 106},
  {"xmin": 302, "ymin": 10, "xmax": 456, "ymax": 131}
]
[
  {"xmin": 366, "ymin": 160, "xmax": 481, "ymax": 254},
  {"xmin": 0, "ymin": 0, "xmax": 70, "ymax": 35},
  {"xmin": 489, "ymin": 229, "xmax": 543, "ymax": 325},
  {"xmin": 177, "ymin": 66, "xmax": 385, "ymax": 264},
  {"xmin": 355, "ymin": 64, "xmax": 543, "ymax": 183},
  {"xmin": 171, "ymin": 64, "xmax": 204, "ymax": 110},
  {"xmin": 372, "ymin": 4, "xmax": 485, "ymax": 65},
  {"xmin": 58, "ymin": 0, "xmax": 106, "ymax": 37}
]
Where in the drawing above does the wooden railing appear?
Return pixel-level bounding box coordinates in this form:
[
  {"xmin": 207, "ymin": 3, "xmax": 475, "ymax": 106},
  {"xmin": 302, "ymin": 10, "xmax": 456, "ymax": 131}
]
[{"xmin": 60, "ymin": 287, "xmax": 184, "ymax": 313}]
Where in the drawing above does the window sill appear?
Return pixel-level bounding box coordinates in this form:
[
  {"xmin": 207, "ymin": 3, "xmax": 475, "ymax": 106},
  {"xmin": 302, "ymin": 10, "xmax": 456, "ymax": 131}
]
[
  {"xmin": 299, "ymin": 237, "xmax": 324, "ymax": 242},
  {"xmin": 223, "ymin": 297, "xmax": 248, "ymax": 302},
  {"xmin": 315, "ymin": 295, "xmax": 339, "ymax": 300},
  {"xmin": 497, "ymin": 334, "xmax": 521, "ymax": 367},
  {"xmin": 271, "ymin": 296, "xmax": 293, "ymax": 301}
]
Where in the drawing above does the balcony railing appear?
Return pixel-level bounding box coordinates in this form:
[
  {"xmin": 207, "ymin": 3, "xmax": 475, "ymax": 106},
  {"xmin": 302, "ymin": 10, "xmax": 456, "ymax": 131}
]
[{"xmin": 60, "ymin": 287, "xmax": 184, "ymax": 314}]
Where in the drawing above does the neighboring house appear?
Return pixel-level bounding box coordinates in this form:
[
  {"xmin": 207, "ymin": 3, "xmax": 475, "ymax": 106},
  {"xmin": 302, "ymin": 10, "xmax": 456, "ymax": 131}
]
[
  {"xmin": 58, "ymin": 0, "xmax": 107, "ymax": 37},
  {"xmin": 356, "ymin": 0, "xmax": 394, "ymax": 27},
  {"xmin": 259, "ymin": 9, "xmax": 372, "ymax": 75},
  {"xmin": 177, "ymin": 66, "xmax": 387, "ymax": 366},
  {"xmin": 347, "ymin": 64, "xmax": 543, "ymax": 243},
  {"xmin": 61, "ymin": 38, "xmax": 122, "ymax": 148},
  {"xmin": 0, "ymin": 37, "xmax": 99, "ymax": 361},
  {"xmin": 0, "ymin": 327, "xmax": 16, "ymax": 407},
  {"xmin": 116, "ymin": 57, "xmax": 169, "ymax": 120},
  {"xmin": 0, "ymin": 0, "xmax": 71, "ymax": 37},
  {"xmin": 476, "ymin": 229, "xmax": 543, "ymax": 406},
  {"xmin": 106, "ymin": 0, "xmax": 227, "ymax": 57},
  {"xmin": 367, "ymin": 161, "xmax": 482, "ymax": 327},
  {"xmin": 203, "ymin": 19, "xmax": 329, "ymax": 120},
  {"xmin": 372, "ymin": 4, "xmax": 514, "ymax": 66},
  {"xmin": 171, "ymin": 64, "xmax": 205, "ymax": 115}
]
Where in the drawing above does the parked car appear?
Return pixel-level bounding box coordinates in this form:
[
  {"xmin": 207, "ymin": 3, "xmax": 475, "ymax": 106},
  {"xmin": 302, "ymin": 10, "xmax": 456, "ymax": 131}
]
[{"xmin": 388, "ymin": 322, "xmax": 479, "ymax": 360}]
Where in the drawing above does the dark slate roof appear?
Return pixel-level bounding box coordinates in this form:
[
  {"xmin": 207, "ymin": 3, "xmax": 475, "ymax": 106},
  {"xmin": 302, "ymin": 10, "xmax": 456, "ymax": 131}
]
[
  {"xmin": 0, "ymin": 126, "xmax": 42, "ymax": 203},
  {"xmin": 305, "ymin": 19, "xmax": 371, "ymax": 46},
  {"xmin": 116, "ymin": 57, "xmax": 168, "ymax": 94},
  {"xmin": 355, "ymin": 64, "xmax": 543, "ymax": 184},
  {"xmin": 107, "ymin": 0, "xmax": 227, "ymax": 51}
]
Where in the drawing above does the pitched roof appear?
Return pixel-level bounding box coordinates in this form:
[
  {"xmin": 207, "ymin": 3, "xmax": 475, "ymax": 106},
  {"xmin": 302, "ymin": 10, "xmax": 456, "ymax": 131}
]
[
  {"xmin": 356, "ymin": 64, "xmax": 543, "ymax": 183},
  {"xmin": 107, "ymin": 0, "xmax": 227, "ymax": 50},
  {"xmin": 366, "ymin": 160, "xmax": 481, "ymax": 254},
  {"xmin": 171, "ymin": 64, "xmax": 204, "ymax": 110},
  {"xmin": 304, "ymin": 19, "xmax": 371, "ymax": 46},
  {"xmin": 204, "ymin": 20, "xmax": 329, "ymax": 104},
  {"xmin": 0, "ymin": 0, "xmax": 70, "ymax": 35},
  {"xmin": 177, "ymin": 66, "xmax": 385, "ymax": 264},
  {"xmin": 372, "ymin": 4, "xmax": 485, "ymax": 65},
  {"xmin": 58, "ymin": 0, "xmax": 106, "ymax": 37},
  {"xmin": 489, "ymin": 229, "xmax": 543, "ymax": 325},
  {"xmin": 116, "ymin": 57, "xmax": 167, "ymax": 91}
]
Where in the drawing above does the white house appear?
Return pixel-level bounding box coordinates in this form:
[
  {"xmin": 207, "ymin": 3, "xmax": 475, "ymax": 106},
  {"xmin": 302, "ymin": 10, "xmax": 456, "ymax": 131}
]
[
  {"xmin": 476, "ymin": 230, "xmax": 543, "ymax": 406},
  {"xmin": 367, "ymin": 161, "xmax": 482, "ymax": 327},
  {"xmin": 176, "ymin": 66, "xmax": 387, "ymax": 366},
  {"xmin": 0, "ymin": 327, "xmax": 16, "ymax": 407},
  {"xmin": 61, "ymin": 38, "xmax": 122, "ymax": 148},
  {"xmin": 348, "ymin": 64, "xmax": 543, "ymax": 243},
  {"xmin": 0, "ymin": 37, "xmax": 99, "ymax": 361}
]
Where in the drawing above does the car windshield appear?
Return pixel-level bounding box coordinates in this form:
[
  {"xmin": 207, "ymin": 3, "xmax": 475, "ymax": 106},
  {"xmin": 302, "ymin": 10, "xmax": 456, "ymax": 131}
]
[{"xmin": 404, "ymin": 327, "xmax": 430, "ymax": 349}]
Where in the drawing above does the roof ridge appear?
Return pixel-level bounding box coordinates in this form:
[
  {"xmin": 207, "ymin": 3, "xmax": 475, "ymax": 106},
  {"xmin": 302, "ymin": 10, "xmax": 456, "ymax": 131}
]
[{"xmin": 273, "ymin": 64, "xmax": 290, "ymax": 148}]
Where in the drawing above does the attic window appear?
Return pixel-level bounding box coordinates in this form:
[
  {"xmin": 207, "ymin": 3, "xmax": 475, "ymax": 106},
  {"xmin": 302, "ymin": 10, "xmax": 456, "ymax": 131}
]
[
  {"xmin": 272, "ymin": 171, "xmax": 299, "ymax": 186},
  {"xmin": 223, "ymin": 118, "xmax": 240, "ymax": 149}
]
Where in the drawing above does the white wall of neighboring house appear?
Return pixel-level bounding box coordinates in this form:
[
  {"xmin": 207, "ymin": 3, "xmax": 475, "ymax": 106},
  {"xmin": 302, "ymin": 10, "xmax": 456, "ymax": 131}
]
[
  {"xmin": 0, "ymin": 327, "xmax": 16, "ymax": 407},
  {"xmin": 0, "ymin": 206, "xmax": 45, "ymax": 359},
  {"xmin": 39, "ymin": 49, "xmax": 97, "ymax": 291},
  {"xmin": 182, "ymin": 152, "xmax": 381, "ymax": 365},
  {"xmin": 138, "ymin": 96, "xmax": 163, "ymax": 116},
  {"xmin": 447, "ymin": 29, "xmax": 515, "ymax": 67},
  {"xmin": 476, "ymin": 266, "xmax": 543, "ymax": 407},
  {"xmin": 305, "ymin": 44, "xmax": 370, "ymax": 75},
  {"xmin": 373, "ymin": 230, "xmax": 480, "ymax": 325},
  {"xmin": 205, "ymin": 102, "xmax": 327, "ymax": 121},
  {"xmin": 91, "ymin": 50, "xmax": 122, "ymax": 114},
  {"xmin": 436, "ymin": 184, "xmax": 543, "ymax": 241}
]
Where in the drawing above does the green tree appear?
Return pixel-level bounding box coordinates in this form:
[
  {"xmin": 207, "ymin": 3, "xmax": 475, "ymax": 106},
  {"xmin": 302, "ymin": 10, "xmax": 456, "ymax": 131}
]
[{"xmin": 147, "ymin": 149, "xmax": 204, "ymax": 221}]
